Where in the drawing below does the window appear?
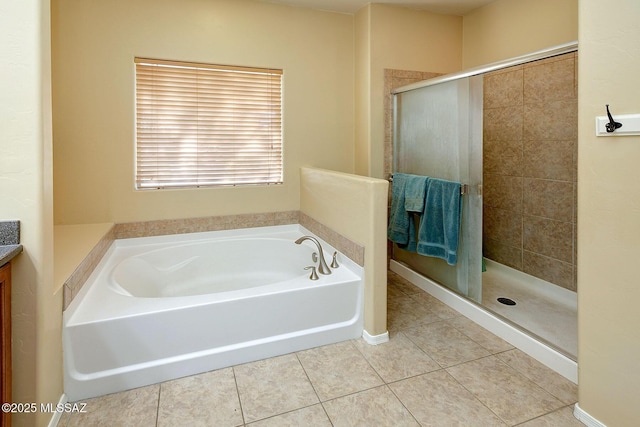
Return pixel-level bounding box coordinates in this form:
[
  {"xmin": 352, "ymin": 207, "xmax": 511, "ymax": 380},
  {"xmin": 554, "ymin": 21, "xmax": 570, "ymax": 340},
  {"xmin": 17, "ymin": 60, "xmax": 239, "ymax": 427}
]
[{"xmin": 134, "ymin": 58, "xmax": 283, "ymax": 189}]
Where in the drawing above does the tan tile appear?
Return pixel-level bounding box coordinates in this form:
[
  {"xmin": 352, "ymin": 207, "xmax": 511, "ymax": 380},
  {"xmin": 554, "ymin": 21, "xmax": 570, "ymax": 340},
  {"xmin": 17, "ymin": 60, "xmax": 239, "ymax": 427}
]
[
  {"xmin": 57, "ymin": 411, "xmax": 72, "ymax": 427},
  {"xmin": 387, "ymin": 270, "xmax": 424, "ymax": 295},
  {"xmin": 523, "ymin": 179, "xmax": 574, "ymax": 222},
  {"xmin": 390, "ymin": 370, "xmax": 506, "ymax": 426},
  {"xmin": 409, "ymin": 292, "xmax": 460, "ymax": 320},
  {"xmin": 387, "ymin": 295, "xmax": 442, "ymax": 332},
  {"xmin": 482, "ymin": 173, "xmax": 523, "ymax": 212},
  {"xmin": 234, "ymin": 354, "xmax": 319, "ymax": 423},
  {"xmin": 297, "ymin": 341, "xmax": 383, "ymax": 401},
  {"xmin": 483, "ymin": 206, "xmax": 523, "ymax": 248},
  {"xmin": 67, "ymin": 385, "xmax": 159, "ymax": 427},
  {"xmin": 524, "ymin": 99, "xmax": 577, "ymax": 141},
  {"xmin": 483, "ymin": 139, "xmax": 523, "ymax": 176},
  {"xmin": 247, "ymin": 404, "xmax": 331, "ymax": 427},
  {"xmin": 403, "ymin": 321, "xmax": 490, "ymax": 367},
  {"xmin": 484, "ymin": 106, "xmax": 523, "ymax": 141},
  {"xmin": 158, "ymin": 368, "xmax": 243, "ymax": 427},
  {"xmin": 228, "ymin": 212, "xmax": 275, "ymax": 229},
  {"xmin": 387, "ymin": 282, "xmax": 409, "ymax": 299},
  {"xmin": 518, "ymin": 405, "xmax": 583, "ymax": 426},
  {"xmin": 447, "ymin": 356, "xmax": 563, "ymax": 425},
  {"xmin": 272, "ymin": 210, "xmax": 299, "ymax": 225},
  {"xmin": 496, "ymin": 349, "xmax": 578, "ymax": 405},
  {"xmin": 526, "ymin": 250, "xmax": 574, "ymax": 290},
  {"xmin": 323, "ymin": 386, "xmax": 419, "ymax": 427},
  {"xmin": 446, "ymin": 316, "xmax": 514, "ymax": 353},
  {"xmin": 524, "ymin": 57, "xmax": 576, "ymax": 103},
  {"xmin": 63, "ymin": 284, "xmax": 73, "ymax": 310},
  {"xmin": 482, "ymin": 237, "xmax": 523, "ymax": 270},
  {"xmin": 523, "ymin": 216, "xmax": 573, "ymax": 263},
  {"xmin": 484, "ymin": 68, "xmax": 523, "ymax": 109},
  {"xmin": 352, "ymin": 332, "xmax": 440, "ymax": 382},
  {"xmin": 523, "ymin": 139, "xmax": 575, "ymax": 181},
  {"xmin": 391, "ymin": 69, "xmax": 440, "ymax": 80}
]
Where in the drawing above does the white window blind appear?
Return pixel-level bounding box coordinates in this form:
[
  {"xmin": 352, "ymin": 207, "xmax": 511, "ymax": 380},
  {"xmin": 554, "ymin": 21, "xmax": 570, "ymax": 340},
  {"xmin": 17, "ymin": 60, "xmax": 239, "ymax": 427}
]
[{"xmin": 135, "ymin": 58, "xmax": 283, "ymax": 189}]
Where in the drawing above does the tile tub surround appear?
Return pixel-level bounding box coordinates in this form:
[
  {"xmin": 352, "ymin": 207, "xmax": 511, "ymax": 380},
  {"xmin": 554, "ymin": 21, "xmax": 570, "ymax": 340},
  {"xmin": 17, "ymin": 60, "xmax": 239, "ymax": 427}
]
[
  {"xmin": 113, "ymin": 211, "xmax": 300, "ymax": 239},
  {"xmin": 62, "ymin": 211, "xmax": 364, "ymax": 309},
  {"xmin": 61, "ymin": 225, "xmax": 116, "ymax": 308},
  {"xmin": 483, "ymin": 52, "xmax": 578, "ymax": 291},
  {"xmin": 58, "ymin": 270, "xmax": 580, "ymax": 427}
]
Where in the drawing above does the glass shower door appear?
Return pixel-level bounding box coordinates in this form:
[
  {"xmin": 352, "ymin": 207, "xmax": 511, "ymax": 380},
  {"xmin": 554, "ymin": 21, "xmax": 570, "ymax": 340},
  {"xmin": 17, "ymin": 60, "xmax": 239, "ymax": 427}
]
[{"xmin": 393, "ymin": 75, "xmax": 483, "ymax": 302}]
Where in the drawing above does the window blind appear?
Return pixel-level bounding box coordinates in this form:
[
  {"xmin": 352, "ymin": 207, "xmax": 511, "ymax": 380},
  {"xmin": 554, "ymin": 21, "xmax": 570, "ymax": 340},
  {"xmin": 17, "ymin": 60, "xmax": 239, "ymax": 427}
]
[{"xmin": 135, "ymin": 58, "xmax": 283, "ymax": 189}]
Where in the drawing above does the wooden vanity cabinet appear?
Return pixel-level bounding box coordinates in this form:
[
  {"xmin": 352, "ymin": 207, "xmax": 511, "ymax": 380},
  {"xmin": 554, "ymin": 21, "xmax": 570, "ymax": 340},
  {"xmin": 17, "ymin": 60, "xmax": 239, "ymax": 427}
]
[{"xmin": 0, "ymin": 262, "xmax": 10, "ymax": 427}]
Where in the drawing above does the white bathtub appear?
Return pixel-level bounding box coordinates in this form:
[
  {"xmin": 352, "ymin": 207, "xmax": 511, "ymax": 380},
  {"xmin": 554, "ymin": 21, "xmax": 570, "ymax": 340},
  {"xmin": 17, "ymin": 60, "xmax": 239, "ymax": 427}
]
[{"xmin": 63, "ymin": 225, "xmax": 363, "ymax": 401}]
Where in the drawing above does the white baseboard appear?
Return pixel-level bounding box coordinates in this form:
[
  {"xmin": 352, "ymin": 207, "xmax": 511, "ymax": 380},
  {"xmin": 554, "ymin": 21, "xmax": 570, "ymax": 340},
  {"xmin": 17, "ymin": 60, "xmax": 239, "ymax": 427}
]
[
  {"xmin": 47, "ymin": 394, "xmax": 68, "ymax": 427},
  {"xmin": 390, "ymin": 260, "xmax": 578, "ymax": 383},
  {"xmin": 363, "ymin": 329, "xmax": 389, "ymax": 345},
  {"xmin": 574, "ymin": 403, "xmax": 607, "ymax": 427}
]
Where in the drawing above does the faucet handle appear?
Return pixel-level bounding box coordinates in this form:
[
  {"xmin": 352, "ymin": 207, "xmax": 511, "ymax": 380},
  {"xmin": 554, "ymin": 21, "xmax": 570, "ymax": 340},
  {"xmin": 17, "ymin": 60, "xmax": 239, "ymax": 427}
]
[
  {"xmin": 304, "ymin": 266, "xmax": 319, "ymax": 280},
  {"xmin": 331, "ymin": 251, "xmax": 339, "ymax": 268}
]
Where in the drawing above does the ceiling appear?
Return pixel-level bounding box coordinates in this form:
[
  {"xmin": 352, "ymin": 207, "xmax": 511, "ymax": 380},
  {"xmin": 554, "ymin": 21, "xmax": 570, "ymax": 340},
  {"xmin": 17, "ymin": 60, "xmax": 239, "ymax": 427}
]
[{"xmin": 261, "ymin": 0, "xmax": 497, "ymax": 16}]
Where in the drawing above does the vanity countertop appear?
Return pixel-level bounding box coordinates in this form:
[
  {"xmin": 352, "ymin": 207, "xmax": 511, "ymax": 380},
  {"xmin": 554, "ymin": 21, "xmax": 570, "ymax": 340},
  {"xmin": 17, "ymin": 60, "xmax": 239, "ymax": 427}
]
[
  {"xmin": 0, "ymin": 220, "xmax": 22, "ymax": 266},
  {"xmin": 0, "ymin": 244, "xmax": 22, "ymax": 267}
]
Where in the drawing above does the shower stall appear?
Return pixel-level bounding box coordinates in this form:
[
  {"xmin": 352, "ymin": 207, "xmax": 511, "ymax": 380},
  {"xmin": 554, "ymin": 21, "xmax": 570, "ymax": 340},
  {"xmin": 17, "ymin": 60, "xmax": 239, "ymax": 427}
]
[{"xmin": 390, "ymin": 42, "xmax": 578, "ymax": 363}]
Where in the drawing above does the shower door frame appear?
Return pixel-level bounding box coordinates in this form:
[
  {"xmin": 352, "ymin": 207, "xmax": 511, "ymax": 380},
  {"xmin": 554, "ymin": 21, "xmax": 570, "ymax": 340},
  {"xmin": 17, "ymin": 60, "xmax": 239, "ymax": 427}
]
[
  {"xmin": 391, "ymin": 41, "xmax": 578, "ymax": 98},
  {"xmin": 390, "ymin": 40, "xmax": 579, "ymax": 302}
]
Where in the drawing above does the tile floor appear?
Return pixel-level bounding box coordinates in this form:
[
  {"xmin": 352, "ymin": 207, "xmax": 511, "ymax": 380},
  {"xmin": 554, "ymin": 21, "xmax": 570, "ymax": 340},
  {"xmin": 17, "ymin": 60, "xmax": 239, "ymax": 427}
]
[{"xmin": 58, "ymin": 270, "xmax": 581, "ymax": 427}]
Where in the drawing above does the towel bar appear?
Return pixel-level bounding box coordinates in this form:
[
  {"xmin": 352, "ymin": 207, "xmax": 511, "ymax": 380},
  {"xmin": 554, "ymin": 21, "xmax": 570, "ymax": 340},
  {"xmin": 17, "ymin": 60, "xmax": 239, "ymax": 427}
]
[{"xmin": 388, "ymin": 174, "xmax": 470, "ymax": 195}]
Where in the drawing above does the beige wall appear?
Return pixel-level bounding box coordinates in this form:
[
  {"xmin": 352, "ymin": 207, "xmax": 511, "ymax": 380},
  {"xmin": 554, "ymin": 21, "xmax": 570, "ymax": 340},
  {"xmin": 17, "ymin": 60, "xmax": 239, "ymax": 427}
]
[
  {"xmin": 0, "ymin": 0, "xmax": 61, "ymax": 426},
  {"xmin": 52, "ymin": 0, "xmax": 354, "ymax": 225},
  {"xmin": 462, "ymin": 0, "xmax": 578, "ymax": 68},
  {"xmin": 300, "ymin": 167, "xmax": 389, "ymax": 336},
  {"xmin": 578, "ymin": 0, "xmax": 640, "ymax": 424},
  {"xmin": 356, "ymin": 4, "xmax": 462, "ymax": 178}
]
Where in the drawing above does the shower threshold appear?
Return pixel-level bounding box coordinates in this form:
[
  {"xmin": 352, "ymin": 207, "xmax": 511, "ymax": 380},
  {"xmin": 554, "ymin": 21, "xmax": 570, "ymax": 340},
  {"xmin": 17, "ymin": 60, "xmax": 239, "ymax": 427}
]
[{"xmin": 389, "ymin": 259, "xmax": 578, "ymax": 384}]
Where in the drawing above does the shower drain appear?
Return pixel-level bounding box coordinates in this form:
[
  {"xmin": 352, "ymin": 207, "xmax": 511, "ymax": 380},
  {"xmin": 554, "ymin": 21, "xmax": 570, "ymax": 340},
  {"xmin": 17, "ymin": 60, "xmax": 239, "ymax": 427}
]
[{"xmin": 497, "ymin": 297, "xmax": 516, "ymax": 306}]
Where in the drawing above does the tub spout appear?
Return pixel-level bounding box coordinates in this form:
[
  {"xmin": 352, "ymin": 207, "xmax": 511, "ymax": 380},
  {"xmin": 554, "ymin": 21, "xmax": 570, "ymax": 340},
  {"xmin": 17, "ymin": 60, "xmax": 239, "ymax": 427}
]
[{"xmin": 295, "ymin": 236, "xmax": 331, "ymax": 275}]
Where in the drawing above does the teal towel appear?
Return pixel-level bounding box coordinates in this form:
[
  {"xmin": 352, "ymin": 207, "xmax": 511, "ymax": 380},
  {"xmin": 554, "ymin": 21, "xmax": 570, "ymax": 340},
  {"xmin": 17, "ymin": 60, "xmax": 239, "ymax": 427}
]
[
  {"xmin": 387, "ymin": 173, "xmax": 429, "ymax": 252},
  {"xmin": 387, "ymin": 173, "xmax": 411, "ymax": 246},
  {"xmin": 404, "ymin": 175, "xmax": 429, "ymax": 212},
  {"xmin": 416, "ymin": 178, "xmax": 462, "ymax": 265}
]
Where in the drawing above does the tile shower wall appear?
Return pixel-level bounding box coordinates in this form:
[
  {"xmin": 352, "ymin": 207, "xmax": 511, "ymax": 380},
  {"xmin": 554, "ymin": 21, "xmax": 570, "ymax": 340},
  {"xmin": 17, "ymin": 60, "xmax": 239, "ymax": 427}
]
[{"xmin": 482, "ymin": 52, "xmax": 578, "ymax": 291}]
